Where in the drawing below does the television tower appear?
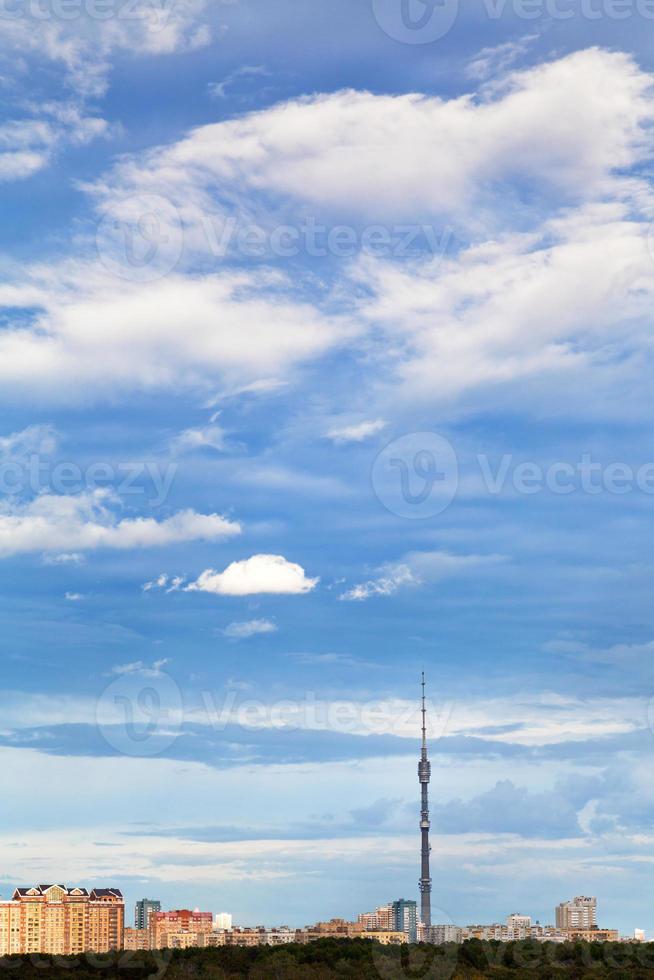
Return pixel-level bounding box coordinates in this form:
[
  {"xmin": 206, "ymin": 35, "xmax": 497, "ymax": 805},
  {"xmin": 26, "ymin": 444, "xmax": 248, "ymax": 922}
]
[{"xmin": 418, "ymin": 672, "xmax": 432, "ymax": 927}]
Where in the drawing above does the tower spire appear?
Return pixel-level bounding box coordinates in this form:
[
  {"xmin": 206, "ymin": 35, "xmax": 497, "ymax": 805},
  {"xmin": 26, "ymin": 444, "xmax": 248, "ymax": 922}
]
[{"xmin": 418, "ymin": 672, "xmax": 432, "ymax": 929}]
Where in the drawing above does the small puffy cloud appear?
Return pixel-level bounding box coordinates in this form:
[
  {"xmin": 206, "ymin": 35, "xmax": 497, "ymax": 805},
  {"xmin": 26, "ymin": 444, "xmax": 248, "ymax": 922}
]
[
  {"xmin": 340, "ymin": 550, "xmax": 506, "ymax": 601},
  {"xmin": 0, "ymin": 490, "xmax": 241, "ymax": 557},
  {"xmin": 187, "ymin": 554, "xmax": 319, "ymax": 596},
  {"xmin": 326, "ymin": 419, "xmax": 387, "ymax": 444},
  {"xmin": 64, "ymin": 592, "xmax": 84, "ymax": 601},
  {"xmin": 222, "ymin": 619, "xmax": 278, "ymax": 639}
]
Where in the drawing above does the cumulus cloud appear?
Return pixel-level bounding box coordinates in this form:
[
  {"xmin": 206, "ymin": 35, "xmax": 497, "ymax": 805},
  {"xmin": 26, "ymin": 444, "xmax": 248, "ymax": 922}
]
[
  {"xmin": 326, "ymin": 419, "xmax": 387, "ymax": 443},
  {"xmin": 340, "ymin": 550, "xmax": 506, "ymax": 601},
  {"xmin": 222, "ymin": 619, "xmax": 278, "ymax": 639},
  {"xmin": 0, "ymin": 491, "xmax": 241, "ymax": 557},
  {"xmin": 187, "ymin": 554, "xmax": 319, "ymax": 596}
]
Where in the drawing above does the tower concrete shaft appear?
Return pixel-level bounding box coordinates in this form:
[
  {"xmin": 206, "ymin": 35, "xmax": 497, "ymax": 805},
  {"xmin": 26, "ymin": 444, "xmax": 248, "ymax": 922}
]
[{"xmin": 418, "ymin": 672, "xmax": 432, "ymax": 928}]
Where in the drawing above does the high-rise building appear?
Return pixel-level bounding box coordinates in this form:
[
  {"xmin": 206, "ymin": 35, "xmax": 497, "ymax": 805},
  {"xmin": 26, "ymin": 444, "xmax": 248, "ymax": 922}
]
[
  {"xmin": 214, "ymin": 912, "xmax": 233, "ymax": 930},
  {"xmin": 135, "ymin": 899, "xmax": 161, "ymax": 930},
  {"xmin": 392, "ymin": 899, "xmax": 418, "ymax": 943},
  {"xmin": 506, "ymin": 914, "xmax": 532, "ymax": 929},
  {"xmin": 149, "ymin": 909, "xmax": 213, "ymax": 950},
  {"xmin": 0, "ymin": 884, "xmax": 123, "ymax": 955},
  {"xmin": 555, "ymin": 897, "xmax": 597, "ymax": 931},
  {"xmin": 358, "ymin": 900, "xmax": 417, "ymax": 943},
  {"xmin": 418, "ymin": 673, "xmax": 432, "ymax": 927},
  {"xmin": 358, "ymin": 904, "xmax": 394, "ymax": 931}
]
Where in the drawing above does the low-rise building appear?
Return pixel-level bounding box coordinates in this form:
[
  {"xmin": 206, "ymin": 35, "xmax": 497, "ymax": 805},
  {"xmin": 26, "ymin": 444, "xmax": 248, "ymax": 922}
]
[
  {"xmin": 123, "ymin": 928, "xmax": 150, "ymax": 950},
  {"xmin": 565, "ymin": 929, "xmax": 619, "ymax": 943},
  {"xmin": 427, "ymin": 924, "xmax": 463, "ymax": 944}
]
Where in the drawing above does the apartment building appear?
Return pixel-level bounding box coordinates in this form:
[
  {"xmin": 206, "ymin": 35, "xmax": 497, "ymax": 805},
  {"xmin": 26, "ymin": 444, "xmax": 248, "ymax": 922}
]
[
  {"xmin": 123, "ymin": 928, "xmax": 150, "ymax": 950},
  {"xmin": 556, "ymin": 897, "xmax": 597, "ymax": 931},
  {"xmin": 148, "ymin": 909, "xmax": 213, "ymax": 950},
  {"xmin": 0, "ymin": 885, "xmax": 124, "ymax": 955}
]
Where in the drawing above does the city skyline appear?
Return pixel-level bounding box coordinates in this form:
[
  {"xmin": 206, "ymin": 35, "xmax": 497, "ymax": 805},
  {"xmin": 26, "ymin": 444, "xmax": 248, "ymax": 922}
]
[
  {"xmin": 1, "ymin": 882, "xmax": 636, "ymax": 954},
  {"xmin": 2, "ymin": 0, "xmax": 654, "ymax": 943}
]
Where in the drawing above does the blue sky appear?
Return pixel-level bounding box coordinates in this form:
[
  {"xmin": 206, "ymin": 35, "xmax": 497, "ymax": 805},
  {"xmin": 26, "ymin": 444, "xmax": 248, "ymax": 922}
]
[{"xmin": 2, "ymin": 0, "xmax": 654, "ymax": 938}]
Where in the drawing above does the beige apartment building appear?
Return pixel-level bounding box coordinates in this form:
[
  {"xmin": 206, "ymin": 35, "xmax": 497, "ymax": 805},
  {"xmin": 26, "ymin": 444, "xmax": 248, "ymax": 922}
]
[
  {"xmin": 123, "ymin": 927, "xmax": 150, "ymax": 950},
  {"xmin": 0, "ymin": 884, "xmax": 124, "ymax": 956},
  {"xmin": 148, "ymin": 910, "xmax": 213, "ymax": 950},
  {"xmin": 556, "ymin": 897, "xmax": 597, "ymax": 930}
]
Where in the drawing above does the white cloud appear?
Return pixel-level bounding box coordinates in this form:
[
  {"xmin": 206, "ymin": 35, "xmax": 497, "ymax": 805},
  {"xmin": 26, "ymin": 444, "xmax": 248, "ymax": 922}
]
[
  {"xmin": 94, "ymin": 49, "xmax": 654, "ymax": 221},
  {"xmin": 341, "ymin": 550, "xmax": 506, "ymax": 601},
  {"xmin": 208, "ymin": 65, "xmax": 270, "ymax": 100},
  {"xmin": 1, "ymin": 0, "xmax": 212, "ymax": 98},
  {"xmin": 42, "ymin": 552, "xmax": 85, "ymax": 566},
  {"xmin": 353, "ymin": 202, "xmax": 654, "ymax": 404},
  {"xmin": 465, "ymin": 35, "xmax": 539, "ymax": 81},
  {"xmin": 108, "ymin": 658, "xmax": 171, "ymax": 677},
  {"xmin": 222, "ymin": 619, "xmax": 278, "ymax": 639},
  {"xmin": 2, "ymin": 48, "xmax": 653, "ymax": 416},
  {"xmin": 170, "ymin": 415, "xmax": 236, "ymax": 455},
  {"xmin": 0, "ymin": 269, "xmax": 350, "ymax": 401},
  {"xmin": 0, "ymin": 491, "xmax": 241, "ymax": 557},
  {"xmin": 187, "ymin": 554, "xmax": 319, "ymax": 596},
  {"xmin": 64, "ymin": 592, "xmax": 84, "ymax": 601},
  {"xmin": 326, "ymin": 419, "xmax": 387, "ymax": 443},
  {"xmin": 0, "ymin": 423, "xmax": 58, "ymax": 457},
  {"xmin": 0, "ymin": 106, "xmax": 110, "ymax": 183}
]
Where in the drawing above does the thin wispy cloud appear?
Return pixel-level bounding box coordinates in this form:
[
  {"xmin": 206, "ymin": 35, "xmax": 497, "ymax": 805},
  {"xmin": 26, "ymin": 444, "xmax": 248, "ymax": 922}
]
[{"xmin": 222, "ymin": 619, "xmax": 278, "ymax": 639}]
